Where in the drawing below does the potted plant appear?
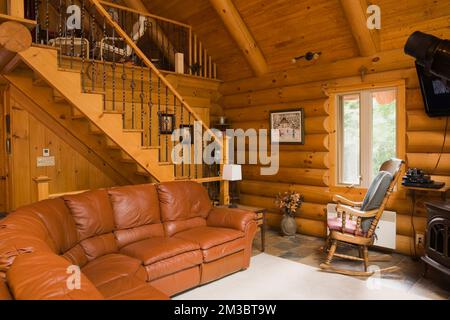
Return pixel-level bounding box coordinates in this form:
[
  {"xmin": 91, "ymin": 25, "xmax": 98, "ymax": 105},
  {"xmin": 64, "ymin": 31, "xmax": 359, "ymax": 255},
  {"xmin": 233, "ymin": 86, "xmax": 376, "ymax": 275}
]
[{"xmin": 275, "ymin": 191, "xmax": 304, "ymax": 236}]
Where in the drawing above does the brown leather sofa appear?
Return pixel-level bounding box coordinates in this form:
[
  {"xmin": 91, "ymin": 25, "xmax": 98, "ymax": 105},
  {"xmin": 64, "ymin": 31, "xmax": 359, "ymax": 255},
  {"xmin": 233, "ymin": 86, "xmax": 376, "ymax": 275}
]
[{"xmin": 0, "ymin": 181, "xmax": 257, "ymax": 300}]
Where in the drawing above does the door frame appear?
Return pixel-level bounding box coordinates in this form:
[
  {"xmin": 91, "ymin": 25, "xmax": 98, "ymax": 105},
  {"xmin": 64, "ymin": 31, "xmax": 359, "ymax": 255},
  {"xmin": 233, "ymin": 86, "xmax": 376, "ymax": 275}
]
[{"xmin": 0, "ymin": 86, "xmax": 11, "ymax": 213}]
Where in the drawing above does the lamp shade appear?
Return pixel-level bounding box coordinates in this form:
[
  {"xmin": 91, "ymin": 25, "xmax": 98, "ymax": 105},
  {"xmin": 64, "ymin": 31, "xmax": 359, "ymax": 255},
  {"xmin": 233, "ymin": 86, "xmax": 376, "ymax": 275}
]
[{"xmin": 222, "ymin": 164, "xmax": 242, "ymax": 181}]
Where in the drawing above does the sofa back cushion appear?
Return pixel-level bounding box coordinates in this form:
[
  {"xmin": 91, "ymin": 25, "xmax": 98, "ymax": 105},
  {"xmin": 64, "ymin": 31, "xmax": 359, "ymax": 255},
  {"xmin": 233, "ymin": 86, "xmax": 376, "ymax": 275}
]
[
  {"xmin": 109, "ymin": 184, "xmax": 164, "ymax": 248},
  {"xmin": 0, "ymin": 210, "xmax": 55, "ymax": 275},
  {"xmin": 64, "ymin": 190, "xmax": 118, "ymax": 261},
  {"xmin": 23, "ymin": 198, "xmax": 79, "ymax": 255},
  {"xmin": 157, "ymin": 182, "xmax": 212, "ymax": 236}
]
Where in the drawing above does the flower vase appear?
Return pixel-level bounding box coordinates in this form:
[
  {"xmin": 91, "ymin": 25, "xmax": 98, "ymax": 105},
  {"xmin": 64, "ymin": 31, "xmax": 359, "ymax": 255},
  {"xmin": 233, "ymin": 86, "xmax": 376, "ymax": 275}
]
[{"xmin": 281, "ymin": 212, "xmax": 297, "ymax": 237}]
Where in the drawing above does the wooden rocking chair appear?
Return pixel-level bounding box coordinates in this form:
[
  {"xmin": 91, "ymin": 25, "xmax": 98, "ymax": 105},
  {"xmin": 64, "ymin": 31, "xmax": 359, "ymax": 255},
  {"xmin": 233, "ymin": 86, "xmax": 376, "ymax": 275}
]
[{"xmin": 320, "ymin": 158, "xmax": 404, "ymax": 277}]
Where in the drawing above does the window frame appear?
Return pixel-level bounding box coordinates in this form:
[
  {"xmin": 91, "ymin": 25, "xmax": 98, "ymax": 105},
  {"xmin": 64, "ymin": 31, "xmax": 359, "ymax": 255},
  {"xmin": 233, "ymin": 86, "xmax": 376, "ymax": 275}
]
[{"xmin": 328, "ymin": 80, "xmax": 406, "ymax": 190}]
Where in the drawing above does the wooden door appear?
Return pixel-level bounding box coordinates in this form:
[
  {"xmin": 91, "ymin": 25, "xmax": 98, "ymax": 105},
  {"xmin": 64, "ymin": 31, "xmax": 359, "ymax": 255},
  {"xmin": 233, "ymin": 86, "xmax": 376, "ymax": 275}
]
[{"xmin": 0, "ymin": 88, "xmax": 10, "ymax": 213}]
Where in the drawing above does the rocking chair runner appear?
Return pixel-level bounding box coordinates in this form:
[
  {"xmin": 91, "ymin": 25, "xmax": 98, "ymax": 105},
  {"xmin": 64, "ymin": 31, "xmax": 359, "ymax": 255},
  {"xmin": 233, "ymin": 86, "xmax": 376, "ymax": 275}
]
[{"xmin": 320, "ymin": 158, "xmax": 405, "ymax": 277}]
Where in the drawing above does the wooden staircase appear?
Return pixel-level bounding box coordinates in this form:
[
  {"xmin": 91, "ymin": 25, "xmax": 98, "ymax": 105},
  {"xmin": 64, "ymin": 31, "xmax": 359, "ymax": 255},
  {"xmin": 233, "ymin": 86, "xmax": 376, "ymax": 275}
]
[
  {"xmin": 5, "ymin": 46, "xmax": 174, "ymax": 182},
  {"xmin": 1, "ymin": 0, "xmax": 225, "ymax": 188}
]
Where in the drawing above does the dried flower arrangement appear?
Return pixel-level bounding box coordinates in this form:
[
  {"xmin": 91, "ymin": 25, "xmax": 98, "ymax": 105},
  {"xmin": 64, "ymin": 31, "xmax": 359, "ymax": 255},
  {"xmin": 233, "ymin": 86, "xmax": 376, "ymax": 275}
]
[{"xmin": 275, "ymin": 192, "xmax": 304, "ymax": 217}]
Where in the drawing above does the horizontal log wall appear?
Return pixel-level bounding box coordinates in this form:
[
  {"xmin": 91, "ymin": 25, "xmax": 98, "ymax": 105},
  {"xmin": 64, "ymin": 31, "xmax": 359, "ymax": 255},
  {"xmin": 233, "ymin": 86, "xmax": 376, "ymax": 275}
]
[{"xmin": 221, "ymin": 56, "xmax": 450, "ymax": 256}]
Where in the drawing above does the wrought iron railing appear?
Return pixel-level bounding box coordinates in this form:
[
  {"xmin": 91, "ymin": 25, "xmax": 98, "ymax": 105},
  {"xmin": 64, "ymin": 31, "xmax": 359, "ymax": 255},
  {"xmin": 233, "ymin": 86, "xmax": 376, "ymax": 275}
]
[
  {"xmin": 24, "ymin": 0, "xmax": 223, "ymax": 185},
  {"xmin": 25, "ymin": 0, "xmax": 218, "ymax": 79}
]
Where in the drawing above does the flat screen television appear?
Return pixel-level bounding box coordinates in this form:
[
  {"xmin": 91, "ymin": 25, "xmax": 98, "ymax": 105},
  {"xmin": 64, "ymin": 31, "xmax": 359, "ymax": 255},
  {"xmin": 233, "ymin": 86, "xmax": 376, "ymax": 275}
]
[{"xmin": 416, "ymin": 62, "xmax": 450, "ymax": 117}]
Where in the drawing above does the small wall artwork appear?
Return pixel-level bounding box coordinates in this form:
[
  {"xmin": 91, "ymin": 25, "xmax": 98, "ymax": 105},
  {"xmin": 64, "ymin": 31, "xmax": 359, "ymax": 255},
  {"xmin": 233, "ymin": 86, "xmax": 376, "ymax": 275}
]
[{"xmin": 270, "ymin": 109, "xmax": 305, "ymax": 144}]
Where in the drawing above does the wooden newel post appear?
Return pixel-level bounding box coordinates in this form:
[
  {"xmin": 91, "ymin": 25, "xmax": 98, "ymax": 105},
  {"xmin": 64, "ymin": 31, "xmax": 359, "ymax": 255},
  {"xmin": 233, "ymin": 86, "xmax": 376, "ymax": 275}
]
[
  {"xmin": 220, "ymin": 135, "xmax": 230, "ymax": 205},
  {"xmin": 7, "ymin": 0, "xmax": 25, "ymax": 18},
  {"xmin": 34, "ymin": 176, "xmax": 51, "ymax": 201}
]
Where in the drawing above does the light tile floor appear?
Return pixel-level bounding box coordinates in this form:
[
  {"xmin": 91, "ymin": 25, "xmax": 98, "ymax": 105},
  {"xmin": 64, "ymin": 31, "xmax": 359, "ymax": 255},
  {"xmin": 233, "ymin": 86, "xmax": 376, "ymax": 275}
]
[{"xmin": 251, "ymin": 228, "xmax": 450, "ymax": 299}]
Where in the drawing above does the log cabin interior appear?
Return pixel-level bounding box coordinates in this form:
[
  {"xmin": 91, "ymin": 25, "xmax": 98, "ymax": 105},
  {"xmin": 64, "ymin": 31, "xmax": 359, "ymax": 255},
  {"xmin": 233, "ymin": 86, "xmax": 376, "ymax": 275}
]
[{"xmin": 0, "ymin": 0, "xmax": 449, "ymax": 303}]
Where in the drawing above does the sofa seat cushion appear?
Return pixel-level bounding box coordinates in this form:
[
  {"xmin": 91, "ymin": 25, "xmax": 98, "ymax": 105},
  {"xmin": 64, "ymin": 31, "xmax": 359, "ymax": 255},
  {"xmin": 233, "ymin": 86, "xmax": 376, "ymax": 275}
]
[
  {"xmin": 174, "ymin": 227, "xmax": 245, "ymax": 262},
  {"xmin": 174, "ymin": 227, "xmax": 244, "ymax": 250},
  {"xmin": 202, "ymin": 237, "xmax": 245, "ymax": 262},
  {"xmin": 96, "ymin": 275, "xmax": 169, "ymax": 300},
  {"xmin": 120, "ymin": 237, "xmax": 200, "ymax": 266},
  {"xmin": 82, "ymin": 254, "xmax": 146, "ymax": 288},
  {"xmin": 145, "ymin": 251, "xmax": 203, "ymax": 281}
]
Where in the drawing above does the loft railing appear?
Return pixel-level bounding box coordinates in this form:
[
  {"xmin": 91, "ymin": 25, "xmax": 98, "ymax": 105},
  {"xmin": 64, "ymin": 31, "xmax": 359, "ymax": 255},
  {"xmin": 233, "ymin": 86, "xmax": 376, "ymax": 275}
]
[
  {"xmin": 25, "ymin": 0, "xmax": 218, "ymax": 79},
  {"xmin": 21, "ymin": 0, "xmax": 225, "ymax": 197}
]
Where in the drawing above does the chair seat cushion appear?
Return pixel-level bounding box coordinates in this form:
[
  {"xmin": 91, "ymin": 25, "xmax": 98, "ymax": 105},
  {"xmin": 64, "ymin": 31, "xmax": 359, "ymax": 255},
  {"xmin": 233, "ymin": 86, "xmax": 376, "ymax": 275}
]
[
  {"xmin": 120, "ymin": 237, "xmax": 200, "ymax": 266},
  {"xmin": 174, "ymin": 227, "xmax": 245, "ymax": 262},
  {"xmin": 327, "ymin": 216, "xmax": 365, "ymax": 236},
  {"xmin": 82, "ymin": 254, "xmax": 147, "ymax": 288}
]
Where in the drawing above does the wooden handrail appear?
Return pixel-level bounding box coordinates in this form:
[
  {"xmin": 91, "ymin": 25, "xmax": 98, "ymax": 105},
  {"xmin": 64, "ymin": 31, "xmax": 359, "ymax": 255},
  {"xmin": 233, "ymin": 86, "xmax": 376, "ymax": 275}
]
[
  {"xmin": 99, "ymin": 1, "xmax": 192, "ymax": 29},
  {"xmin": 89, "ymin": 0, "xmax": 222, "ymax": 149}
]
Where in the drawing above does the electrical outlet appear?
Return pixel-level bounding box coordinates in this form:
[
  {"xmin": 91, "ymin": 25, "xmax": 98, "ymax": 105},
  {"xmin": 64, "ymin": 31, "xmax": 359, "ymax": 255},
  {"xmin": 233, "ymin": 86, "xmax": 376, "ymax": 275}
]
[{"xmin": 416, "ymin": 233, "xmax": 425, "ymax": 248}]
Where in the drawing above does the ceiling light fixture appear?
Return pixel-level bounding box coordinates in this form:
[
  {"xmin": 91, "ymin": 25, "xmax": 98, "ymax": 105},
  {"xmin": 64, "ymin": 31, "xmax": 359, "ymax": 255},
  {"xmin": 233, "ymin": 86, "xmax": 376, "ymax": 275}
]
[{"xmin": 292, "ymin": 51, "xmax": 322, "ymax": 64}]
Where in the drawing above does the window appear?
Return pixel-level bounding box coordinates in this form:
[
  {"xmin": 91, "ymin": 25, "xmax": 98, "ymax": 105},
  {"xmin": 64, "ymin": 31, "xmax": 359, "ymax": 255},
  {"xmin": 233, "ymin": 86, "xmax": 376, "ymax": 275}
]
[{"xmin": 337, "ymin": 88, "xmax": 397, "ymax": 188}]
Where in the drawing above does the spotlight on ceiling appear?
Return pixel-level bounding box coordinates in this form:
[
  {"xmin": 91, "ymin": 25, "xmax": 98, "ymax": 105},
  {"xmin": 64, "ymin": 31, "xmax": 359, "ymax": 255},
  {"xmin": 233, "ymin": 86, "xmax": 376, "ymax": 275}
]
[{"xmin": 292, "ymin": 51, "xmax": 322, "ymax": 64}]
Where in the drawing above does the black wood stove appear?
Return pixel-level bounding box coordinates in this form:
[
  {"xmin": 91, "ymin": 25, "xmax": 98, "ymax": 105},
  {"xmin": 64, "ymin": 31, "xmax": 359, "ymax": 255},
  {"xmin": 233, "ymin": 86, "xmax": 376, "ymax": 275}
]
[{"xmin": 423, "ymin": 201, "xmax": 450, "ymax": 278}]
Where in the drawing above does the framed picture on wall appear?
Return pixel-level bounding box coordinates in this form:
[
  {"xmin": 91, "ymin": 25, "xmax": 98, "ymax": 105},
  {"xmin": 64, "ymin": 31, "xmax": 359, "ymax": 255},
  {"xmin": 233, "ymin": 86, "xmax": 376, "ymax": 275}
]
[
  {"xmin": 270, "ymin": 109, "xmax": 305, "ymax": 144},
  {"xmin": 158, "ymin": 113, "xmax": 175, "ymax": 135}
]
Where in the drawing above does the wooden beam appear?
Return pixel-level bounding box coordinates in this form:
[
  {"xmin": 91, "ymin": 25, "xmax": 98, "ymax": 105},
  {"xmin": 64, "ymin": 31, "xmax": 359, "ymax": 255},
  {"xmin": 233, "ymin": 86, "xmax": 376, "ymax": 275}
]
[
  {"xmin": 209, "ymin": 0, "xmax": 268, "ymax": 77},
  {"xmin": 339, "ymin": 0, "xmax": 379, "ymax": 56}
]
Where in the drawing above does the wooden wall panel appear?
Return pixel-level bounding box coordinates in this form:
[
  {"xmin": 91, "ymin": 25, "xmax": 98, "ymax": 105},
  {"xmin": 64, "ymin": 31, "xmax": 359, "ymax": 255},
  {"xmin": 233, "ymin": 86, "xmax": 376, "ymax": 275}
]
[
  {"xmin": 222, "ymin": 57, "xmax": 450, "ymax": 256},
  {"xmin": 8, "ymin": 90, "xmax": 117, "ymax": 209}
]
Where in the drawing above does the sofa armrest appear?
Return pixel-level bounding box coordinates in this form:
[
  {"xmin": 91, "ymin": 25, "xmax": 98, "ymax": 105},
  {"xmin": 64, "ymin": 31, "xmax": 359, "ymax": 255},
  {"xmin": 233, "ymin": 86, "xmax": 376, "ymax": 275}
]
[
  {"xmin": 207, "ymin": 208, "xmax": 257, "ymax": 232},
  {"xmin": 0, "ymin": 278, "xmax": 12, "ymax": 300},
  {"xmin": 7, "ymin": 252, "xmax": 104, "ymax": 300}
]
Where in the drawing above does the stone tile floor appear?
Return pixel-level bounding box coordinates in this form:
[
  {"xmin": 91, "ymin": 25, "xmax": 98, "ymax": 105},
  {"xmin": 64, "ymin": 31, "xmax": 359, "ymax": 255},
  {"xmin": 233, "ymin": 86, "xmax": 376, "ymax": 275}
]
[{"xmin": 251, "ymin": 228, "xmax": 450, "ymax": 299}]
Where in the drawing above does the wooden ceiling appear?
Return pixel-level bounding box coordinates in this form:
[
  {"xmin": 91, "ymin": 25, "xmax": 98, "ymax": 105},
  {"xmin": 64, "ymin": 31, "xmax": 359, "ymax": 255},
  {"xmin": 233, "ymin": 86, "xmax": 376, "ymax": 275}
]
[{"xmin": 142, "ymin": 0, "xmax": 450, "ymax": 81}]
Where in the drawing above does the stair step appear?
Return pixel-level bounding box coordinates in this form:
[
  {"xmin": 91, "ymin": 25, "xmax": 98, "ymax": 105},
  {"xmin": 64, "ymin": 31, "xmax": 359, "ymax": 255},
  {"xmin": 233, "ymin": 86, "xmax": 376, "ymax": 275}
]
[
  {"xmin": 33, "ymin": 78, "xmax": 47, "ymax": 87},
  {"xmin": 135, "ymin": 170, "xmax": 150, "ymax": 177},
  {"xmin": 141, "ymin": 146, "xmax": 161, "ymax": 150},
  {"xmin": 175, "ymin": 176, "xmax": 191, "ymax": 181},
  {"xmin": 123, "ymin": 129, "xmax": 144, "ymax": 133},
  {"xmin": 120, "ymin": 158, "xmax": 136, "ymax": 164},
  {"xmin": 71, "ymin": 114, "xmax": 85, "ymax": 120},
  {"xmin": 106, "ymin": 144, "xmax": 121, "ymax": 150},
  {"xmin": 159, "ymin": 162, "xmax": 172, "ymax": 166},
  {"xmin": 52, "ymin": 90, "xmax": 66, "ymax": 103}
]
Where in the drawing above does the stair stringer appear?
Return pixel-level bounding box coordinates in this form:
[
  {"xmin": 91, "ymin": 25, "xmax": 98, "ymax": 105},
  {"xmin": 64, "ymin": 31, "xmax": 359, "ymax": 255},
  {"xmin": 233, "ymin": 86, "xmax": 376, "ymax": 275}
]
[{"xmin": 17, "ymin": 46, "xmax": 174, "ymax": 182}]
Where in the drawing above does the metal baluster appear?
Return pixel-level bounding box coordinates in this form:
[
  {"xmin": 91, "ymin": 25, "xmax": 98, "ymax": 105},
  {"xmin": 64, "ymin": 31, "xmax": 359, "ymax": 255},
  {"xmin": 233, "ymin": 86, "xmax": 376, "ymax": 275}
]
[
  {"xmin": 188, "ymin": 111, "xmax": 191, "ymax": 178},
  {"xmin": 180, "ymin": 103, "xmax": 184, "ymax": 177},
  {"xmin": 35, "ymin": 0, "xmax": 40, "ymax": 44},
  {"xmin": 174, "ymin": 94, "xmax": 177, "ymax": 178},
  {"xmin": 58, "ymin": 0, "xmax": 63, "ymax": 67},
  {"xmin": 111, "ymin": 27, "xmax": 116, "ymax": 111},
  {"xmin": 148, "ymin": 69, "xmax": 153, "ymax": 146},
  {"xmin": 165, "ymin": 86, "xmax": 169, "ymax": 162},
  {"xmin": 70, "ymin": 0, "xmax": 75, "ymax": 68},
  {"xmin": 102, "ymin": 17, "xmax": 107, "ymax": 110},
  {"xmin": 80, "ymin": 0, "xmax": 85, "ymax": 92},
  {"xmin": 131, "ymin": 56, "xmax": 136, "ymax": 129},
  {"xmin": 122, "ymin": 61, "xmax": 126, "ymax": 127},
  {"xmin": 140, "ymin": 59, "xmax": 144, "ymax": 144},
  {"xmin": 45, "ymin": 0, "xmax": 49, "ymax": 44},
  {"xmin": 90, "ymin": 10, "xmax": 96, "ymax": 93},
  {"xmin": 158, "ymin": 77, "xmax": 161, "ymax": 162}
]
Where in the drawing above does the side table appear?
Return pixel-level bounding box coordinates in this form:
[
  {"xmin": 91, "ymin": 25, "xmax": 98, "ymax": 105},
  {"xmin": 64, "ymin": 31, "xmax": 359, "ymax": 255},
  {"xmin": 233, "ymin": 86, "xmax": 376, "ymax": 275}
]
[{"xmin": 216, "ymin": 204, "xmax": 267, "ymax": 252}]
